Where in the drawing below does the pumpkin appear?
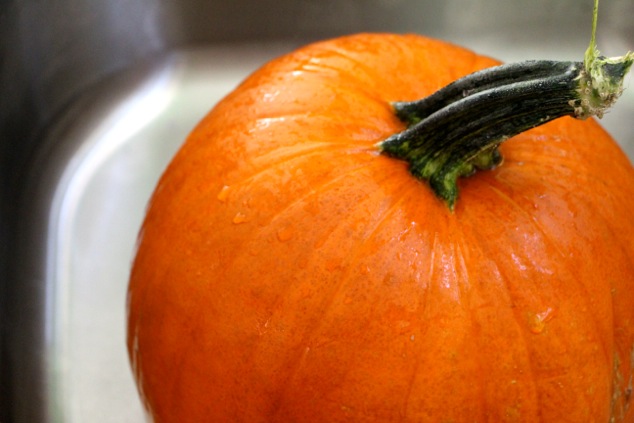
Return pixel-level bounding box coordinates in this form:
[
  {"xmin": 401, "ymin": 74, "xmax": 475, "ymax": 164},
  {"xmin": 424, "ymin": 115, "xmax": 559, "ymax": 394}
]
[{"xmin": 127, "ymin": 33, "xmax": 634, "ymax": 422}]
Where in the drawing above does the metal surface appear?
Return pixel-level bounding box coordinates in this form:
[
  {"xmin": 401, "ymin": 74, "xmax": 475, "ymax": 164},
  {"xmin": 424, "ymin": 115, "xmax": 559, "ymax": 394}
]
[
  {"xmin": 16, "ymin": 45, "xmax": 296, "ymax": 423},
  {"xmin": 2, "ymin": 1, "xmax": 633, "ymax": 422}
]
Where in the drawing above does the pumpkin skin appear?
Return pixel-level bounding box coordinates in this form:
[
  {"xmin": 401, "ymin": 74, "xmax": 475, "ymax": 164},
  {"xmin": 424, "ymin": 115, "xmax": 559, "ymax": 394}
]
[{"xmin": 127, "ymin": 33, "xmax": 634, "ymax": 422}]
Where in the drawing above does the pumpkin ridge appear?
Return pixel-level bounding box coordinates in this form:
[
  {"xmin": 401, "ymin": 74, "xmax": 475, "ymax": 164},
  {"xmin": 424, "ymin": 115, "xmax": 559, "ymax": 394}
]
[
  {"xmin": 309, "ymin": 39, "xmax": 394, "ymax": 78},
  {"xmin": 475, "ymin": 235, "xmax": 544, "ymax": 421},
  {"xmin": 218, "ymin": 144, "xmax": 371, "ymax": 203},
  {"xmin": 464, "ymin": 184, "xmax": 575, "ymax": 419},
  {"xmin": 498, "ymin": 128, "xmax": 609, "ymax": 186},
  {"xmin": 231, "ymin": 151, "xmax": 385, "ymax": 230},
  {"xmin": 246, "ymin": 113, "xmax": 395, "ymax": 143},
  {"xmin": 406, "ymin": 225, "xmax": 493, "ymax": 419},
  {"xmin": 590, "ymin": 198, "xmax": 634, "ymax": 417},
  {"xmin": 452, "ymin": 236, "xmax": 488, "ymax": 418},
  {"xmin": 224, "ymin": 157, "xmax": 414, "ymax": 410},
  {"xmin": 300, "ymin": 35, "xmax": 440, "ymax": 103},
  {"xmin": 481, "ymin": 176, "xmax": 574, "ymax": 260},
  {"xmin": 477, "ymin": 177, "xmax": 616, "ymax": 369},
  {"xmin": 468, "ymin": 180, "xmax": 622, "ymax": 420},
  {"xmin": 399, "ymin": 343, "xmax": 423, "ymax": 419},
  {"xmin": 210, "ymin": 85, "xmax": 391, "ymax": 141},
  {"xmin": 250, "ymin": 143, "xmax": 365, "ymax": 170},
  {"xmin": 208, "ymin": 149, "xmax": 395, "ymax": 316},
  {"xmin": 294, "ymin": 59, "xmax": 393, "ymax": 107},
  {"xmin": 503, "ymin": 146, "xmax": 632, "ymax": 383},
  {"xmin": 266, "ymin": 171, "xmax": 424, "ymax": 419},
  {"xmin": 460, "ymin": 228, "xmax": 533, "ymax": 420}
]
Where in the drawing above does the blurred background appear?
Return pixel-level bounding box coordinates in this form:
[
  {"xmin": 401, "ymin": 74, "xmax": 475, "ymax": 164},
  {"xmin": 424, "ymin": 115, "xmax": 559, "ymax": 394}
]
[{"xmin": 1, "ymin": 0, "xmax": 633, "ymax": 421}]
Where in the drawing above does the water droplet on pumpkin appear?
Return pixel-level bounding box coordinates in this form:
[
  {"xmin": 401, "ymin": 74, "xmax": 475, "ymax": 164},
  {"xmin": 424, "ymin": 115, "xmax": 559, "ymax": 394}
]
[
  {"xmin": 233, "ymin": 212, "xmax": 248, "ymax": 224},
  {"xmin": 276, "ymin": 226, "xmax": 294, "ymax": 242},
  {"xmin": 527, "ymin": 307, "xmax": 554, "ymax": 334},
  {"xmin": 217, "ymin": 185, "xmax": 230, "ymax": 202}
]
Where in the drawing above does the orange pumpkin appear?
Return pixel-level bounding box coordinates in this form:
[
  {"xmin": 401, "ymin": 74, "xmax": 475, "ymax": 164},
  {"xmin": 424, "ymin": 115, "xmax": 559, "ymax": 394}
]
[{"xmin": 127, "ymin": 34, "xmax": 634, "ymax": 422}]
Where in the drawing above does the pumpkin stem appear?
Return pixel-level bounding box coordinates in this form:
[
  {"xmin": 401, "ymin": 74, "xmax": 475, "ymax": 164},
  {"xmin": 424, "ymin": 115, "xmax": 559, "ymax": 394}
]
[{"xmin": 378, "ymin": 3, "xmax": 633, "ymax": 210}]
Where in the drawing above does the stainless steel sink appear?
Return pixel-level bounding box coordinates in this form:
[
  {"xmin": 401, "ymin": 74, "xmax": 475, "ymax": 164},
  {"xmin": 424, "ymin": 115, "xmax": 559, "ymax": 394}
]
[{"xmin": 2, "ymin": 1, "xmax": 633, "ymax": 422}]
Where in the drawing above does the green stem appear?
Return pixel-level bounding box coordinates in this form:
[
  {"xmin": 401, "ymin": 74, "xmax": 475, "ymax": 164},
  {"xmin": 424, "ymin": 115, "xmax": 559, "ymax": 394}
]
[
  {"xmin": 378, "ymin": 54, "xmax": 633, "ymax": 210},
  {"xmin": 379, "ymin": 0, "xmax": 633, "ymax": 210}
]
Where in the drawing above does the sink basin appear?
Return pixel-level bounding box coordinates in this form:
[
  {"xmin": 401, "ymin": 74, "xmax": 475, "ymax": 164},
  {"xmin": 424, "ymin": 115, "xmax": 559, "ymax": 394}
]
[{"xmin": 1, "ymin": 1, "xmax": 633, "ymax": 422}]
